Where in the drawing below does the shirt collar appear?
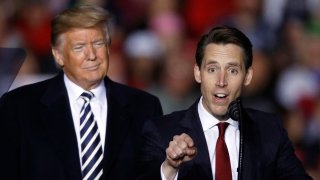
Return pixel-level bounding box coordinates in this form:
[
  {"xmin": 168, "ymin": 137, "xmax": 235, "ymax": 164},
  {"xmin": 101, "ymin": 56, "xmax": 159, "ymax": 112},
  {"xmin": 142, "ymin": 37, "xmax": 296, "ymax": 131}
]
[
  {"xmin": 198, "ymin": 96, "xmax": 239, "ymax": 132},
  {"xmin": 64, "ymin": 74, "xmax": 106, "ymax": 103}
]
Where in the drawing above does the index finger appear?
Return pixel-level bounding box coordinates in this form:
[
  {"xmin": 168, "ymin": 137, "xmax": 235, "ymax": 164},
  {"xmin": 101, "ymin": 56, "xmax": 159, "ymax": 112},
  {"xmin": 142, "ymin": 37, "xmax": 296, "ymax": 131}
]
[{"xmin": 180, "ymin": 133, "xmax": 194, "ymax": 147}]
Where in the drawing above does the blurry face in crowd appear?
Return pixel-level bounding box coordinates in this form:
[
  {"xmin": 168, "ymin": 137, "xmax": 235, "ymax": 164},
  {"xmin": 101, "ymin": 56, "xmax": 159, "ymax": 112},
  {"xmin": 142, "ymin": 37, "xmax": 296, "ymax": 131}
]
[
  {"xmin": 52, "ymin": 26, "xmax": 109, "ymax": 90},
  {"xmin": 194, "ymin": 43, "xmax": 253, "ymax": 120}
]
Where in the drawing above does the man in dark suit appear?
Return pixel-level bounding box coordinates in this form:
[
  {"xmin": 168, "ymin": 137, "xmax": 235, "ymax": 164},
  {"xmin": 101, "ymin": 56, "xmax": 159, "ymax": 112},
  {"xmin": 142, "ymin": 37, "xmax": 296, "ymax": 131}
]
[
  {"xmin": 137, "ymin": 26, "xmax": 312, "ymax": 180},
  {"xmin": 0, "ymin": 5, "xmax": 162, "ymax": 180}
]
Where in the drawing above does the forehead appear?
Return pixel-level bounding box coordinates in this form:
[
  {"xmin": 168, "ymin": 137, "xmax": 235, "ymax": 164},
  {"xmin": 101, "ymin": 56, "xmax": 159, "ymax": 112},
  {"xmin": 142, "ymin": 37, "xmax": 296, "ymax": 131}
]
[
  {"xmin": 62, "ymin": 27, "xmax": 105, "ymax": 43},
  {"xmin": 202, "ymin": 43, "xmax": 245, "ymax": 66}
]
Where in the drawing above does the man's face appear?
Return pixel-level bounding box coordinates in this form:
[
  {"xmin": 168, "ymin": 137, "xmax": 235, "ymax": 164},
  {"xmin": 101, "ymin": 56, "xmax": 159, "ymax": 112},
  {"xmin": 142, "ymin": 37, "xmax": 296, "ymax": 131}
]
[
  {"xmin": 194, "ymin": 43, "xmax": 253, "ymax": 120},
  {"xmin": 52, "ymin": 26, "xmax": 109, "ymax": 90}
]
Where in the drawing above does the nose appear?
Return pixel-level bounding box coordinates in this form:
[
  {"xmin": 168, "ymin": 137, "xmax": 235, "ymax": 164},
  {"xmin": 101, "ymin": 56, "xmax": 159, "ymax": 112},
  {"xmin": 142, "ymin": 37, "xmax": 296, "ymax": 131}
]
[
  {"xmin": 86, "ymin": 45, "xmax": 97, "ymax": 61},
  {"xmin": 216, "ymin": 71, "xmax": 228, "ymax": 87}
]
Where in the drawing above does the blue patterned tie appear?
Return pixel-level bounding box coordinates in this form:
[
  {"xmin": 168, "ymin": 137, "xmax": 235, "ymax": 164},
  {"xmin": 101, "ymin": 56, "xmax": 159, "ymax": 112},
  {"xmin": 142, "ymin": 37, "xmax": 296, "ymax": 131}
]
[{"xmin": 80, "ymin": 91, "xmax": 103, "ymax": 180}]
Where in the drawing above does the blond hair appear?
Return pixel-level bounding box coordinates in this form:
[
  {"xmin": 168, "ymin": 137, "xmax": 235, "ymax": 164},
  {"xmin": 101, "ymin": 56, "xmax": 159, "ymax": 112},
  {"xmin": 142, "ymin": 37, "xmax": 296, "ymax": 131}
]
[{"xmin": 51, "ymin": 5, "xmax": 112, "ymax": 47}]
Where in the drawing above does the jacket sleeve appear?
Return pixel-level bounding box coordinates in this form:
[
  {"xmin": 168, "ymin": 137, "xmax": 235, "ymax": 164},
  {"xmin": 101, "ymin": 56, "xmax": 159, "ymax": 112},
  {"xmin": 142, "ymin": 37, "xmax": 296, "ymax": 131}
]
[
  {"xmin": 275, "ymin": 125, "xmax": 312, "ymax": 180},
  {"xmin": 136, "ymin": 118, "xmax": 165, "ymax": 180},
  {"xmin": 0, "ymin": 93, "xmax": 20, "ymax": 180}
]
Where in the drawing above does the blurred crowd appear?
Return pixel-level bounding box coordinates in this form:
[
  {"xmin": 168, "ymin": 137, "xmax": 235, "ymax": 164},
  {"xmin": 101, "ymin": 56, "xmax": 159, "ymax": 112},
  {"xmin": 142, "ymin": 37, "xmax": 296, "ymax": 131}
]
[{"xmin": 0, "ymin": 0, "xmax": 320, "ymax": 178}]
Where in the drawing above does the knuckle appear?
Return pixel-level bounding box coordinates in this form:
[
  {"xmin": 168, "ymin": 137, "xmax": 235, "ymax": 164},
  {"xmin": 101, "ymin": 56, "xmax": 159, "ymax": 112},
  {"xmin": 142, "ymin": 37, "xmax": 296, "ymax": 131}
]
[{"xmin": 173, "ymin": 135, "xmax": 179, "ymax": 140}]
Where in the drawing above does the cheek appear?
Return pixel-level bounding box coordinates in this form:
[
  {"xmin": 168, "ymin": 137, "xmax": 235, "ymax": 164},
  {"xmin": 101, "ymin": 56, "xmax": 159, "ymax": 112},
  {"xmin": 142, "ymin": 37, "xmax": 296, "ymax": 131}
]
[
  {"xmin": 231, "ymin": 80, "xmax": 245, "ymax": 95},
  {"xmin": 64, "ymin": 52, "xmax": 84, "ymax": 64},
  {"xmin": 67, "ymin": 57, "xmax": 82, "ymax": 68},
  {"xmin": 97, "ymin": 49, "xmax": 109, "ymax": 61},
  {"xmin": 201, "ymin": 81, "xmax": 212, "ymax": 95}
]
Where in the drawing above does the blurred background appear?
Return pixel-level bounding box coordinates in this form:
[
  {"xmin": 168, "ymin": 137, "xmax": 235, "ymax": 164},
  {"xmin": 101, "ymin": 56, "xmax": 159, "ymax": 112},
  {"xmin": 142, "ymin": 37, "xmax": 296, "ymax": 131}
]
[{"xmin": 0, "ymin": 0, "xmax": 319, "ymax": 178}]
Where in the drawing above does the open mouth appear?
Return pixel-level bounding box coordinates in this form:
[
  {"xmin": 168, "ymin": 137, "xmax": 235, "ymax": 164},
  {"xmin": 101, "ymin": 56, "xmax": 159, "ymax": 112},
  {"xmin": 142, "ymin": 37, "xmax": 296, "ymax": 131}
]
[
  {"xmin": 213, "ymin": 93, "xmax": 228, "ymax": 103},
  {"xmin": 214, "ymin": 93, "xmax": 227, "ymax": 98}
]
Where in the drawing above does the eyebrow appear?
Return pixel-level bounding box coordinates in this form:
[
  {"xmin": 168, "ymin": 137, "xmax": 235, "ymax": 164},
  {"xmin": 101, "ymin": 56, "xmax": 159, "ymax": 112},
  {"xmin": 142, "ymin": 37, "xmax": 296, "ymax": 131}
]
[
  {"xmin": 204, "ymin": 60, "xmax": 243, "ymax": 69},
  {"xmin": 92, "ymin": 38, "xmax": 105, "ymax": 43},
  {"xmin": 204, "ymin": 60, "xmax": 218, "ymax": 66},
  {"xmin": 71, "ymin": 38, "xmax": 105, "ymax": 45},
  {"xmin": 72, "ymin": 41, "xmax": 85, "ymax": 46},
  {"xmin": 226, "ymin": 62, "xmax": 241, "ymax": 67},
  {"xmin": 204, "ymin": 60, "xmax": 240, "ymax": 66}
]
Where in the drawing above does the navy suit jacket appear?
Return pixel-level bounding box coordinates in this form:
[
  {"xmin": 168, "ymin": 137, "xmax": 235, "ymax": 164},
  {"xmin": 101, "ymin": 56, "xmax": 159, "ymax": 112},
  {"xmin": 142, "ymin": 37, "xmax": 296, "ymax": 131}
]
[
  {"xmin": 0, "ymin": 72, "xmax": 163, "ymax": 180},
  {"xmin": 137, "ymin": 99, "xmax": 312, "ymax": 180}
]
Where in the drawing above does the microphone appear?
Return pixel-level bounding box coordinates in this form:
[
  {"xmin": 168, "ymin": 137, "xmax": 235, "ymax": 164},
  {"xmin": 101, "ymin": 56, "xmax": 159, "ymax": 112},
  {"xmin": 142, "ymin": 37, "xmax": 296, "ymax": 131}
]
[
  {"xmin": 227, "ymin": 98, "xmax": 244, "ymax": 180},
  {"xmin": 227, "ymin": 98, "xmax": 241, "ymax": 121}
]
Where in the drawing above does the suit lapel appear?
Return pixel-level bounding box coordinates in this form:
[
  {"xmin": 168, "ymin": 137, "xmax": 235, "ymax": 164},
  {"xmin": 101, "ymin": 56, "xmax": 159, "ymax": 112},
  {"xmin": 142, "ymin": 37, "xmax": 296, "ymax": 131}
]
[
  {"xmin": 168, "ymin": 100, "xmax": 260, "ymax": 180},
  {"xmin": 240, "ymin": 110, "xmax": 259, "ymax": 180},
  {"xmin": 178, "ymin": 101, "xmax": 213, "ymax": 179},
  {"xmin": 40, "ymin": 73, "xmax": 82, "ymax": 180},
  {"xmin": 103, "ymin": 78, "xmax": 132, "ymax": 176}
]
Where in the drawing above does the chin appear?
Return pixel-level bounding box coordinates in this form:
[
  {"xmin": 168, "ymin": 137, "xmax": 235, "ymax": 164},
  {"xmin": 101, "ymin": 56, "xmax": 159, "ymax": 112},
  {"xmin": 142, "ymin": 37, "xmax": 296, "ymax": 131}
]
[
  {"xmin": 212, "ymin": 105, "xmax": 228, "ymax": 115},
  {"xmin": 88, "ymin": 72, "xmax": 105, "ymax": 80},
  {"xmin": 212, "ymin": 108, "xmax": 228, "ymax": 117},
  {"xmin": 211, "ymin": 112, "xmax": 228, "ymax": 121}
]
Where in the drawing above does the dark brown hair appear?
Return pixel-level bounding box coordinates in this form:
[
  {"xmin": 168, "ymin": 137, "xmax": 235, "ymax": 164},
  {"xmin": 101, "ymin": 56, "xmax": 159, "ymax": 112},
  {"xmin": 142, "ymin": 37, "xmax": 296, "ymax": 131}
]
[{"xmin": 195, "ymin": 26, "xmax": 253, "ymax": 70}]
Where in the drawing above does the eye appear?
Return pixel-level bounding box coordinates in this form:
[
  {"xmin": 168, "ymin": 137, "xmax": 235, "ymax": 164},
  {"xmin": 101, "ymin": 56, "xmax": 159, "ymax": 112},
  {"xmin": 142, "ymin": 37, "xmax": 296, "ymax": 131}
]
[
  {"xmin": 207, "ymin": 65, "xmax": 220, "ymax": 73},
  {"xmin": 93, "ymin": 40, "xmax": 106, "ymax": 48},
  {"xmin": 73, "ymin": 45, "xmax": 84, "ymax": 52},
  {"xmin": 228, "ymin": 68, "xmax": 238, "ymax": 75},
  {"xmin": 208, "ymin": 67, "xmax": 216, "ymax": 73}
]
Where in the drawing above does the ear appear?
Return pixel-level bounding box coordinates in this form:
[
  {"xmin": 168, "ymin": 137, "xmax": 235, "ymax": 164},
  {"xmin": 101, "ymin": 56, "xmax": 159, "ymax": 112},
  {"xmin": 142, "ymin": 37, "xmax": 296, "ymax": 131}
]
[
  {"xmin": 107, "ymin": 46, "xmax": 110, "ymax": 56},
  {"xmin": 52, "ymin": 48, "xmax": 64, "ymax": 67},
  {"xmin": 194, "ymin": 64, "xmax": 201, "ymax": 83},
  {"xmin": 244, "ymin": 67, "xmax": 253, "ymax": 86}
]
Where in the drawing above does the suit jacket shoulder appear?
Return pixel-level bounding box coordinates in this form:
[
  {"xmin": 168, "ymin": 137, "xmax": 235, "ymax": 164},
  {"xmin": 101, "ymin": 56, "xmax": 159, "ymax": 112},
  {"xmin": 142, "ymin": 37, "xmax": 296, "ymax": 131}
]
[
  {"xmin": 105, "ymin": 78, "xmax": 163, "ymax": 120},
  {"xmin": 240, "ymin": 108, "xmax": 312, "ymax": 180},
  {"xmin": 1, "ymin": 75, "xmax": 57, "ymax": 101},
  {"xmin": 106, "ymin": 79, "xmax": 161, "ymax": 106}
]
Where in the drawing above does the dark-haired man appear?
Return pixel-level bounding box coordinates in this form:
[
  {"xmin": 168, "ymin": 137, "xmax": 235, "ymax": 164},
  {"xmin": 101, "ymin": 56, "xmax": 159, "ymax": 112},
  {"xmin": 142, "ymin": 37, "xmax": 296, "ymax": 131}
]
[{"xmin": 137, "ymin": 26, "xmax": 311, "ymax": 180}]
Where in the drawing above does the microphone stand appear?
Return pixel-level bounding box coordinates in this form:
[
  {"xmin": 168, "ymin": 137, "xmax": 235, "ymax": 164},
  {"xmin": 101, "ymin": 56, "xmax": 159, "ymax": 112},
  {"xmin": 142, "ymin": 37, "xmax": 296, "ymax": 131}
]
[{"xmin": 228, "ymin": 98, "xmax": 243, "ymax": 180}]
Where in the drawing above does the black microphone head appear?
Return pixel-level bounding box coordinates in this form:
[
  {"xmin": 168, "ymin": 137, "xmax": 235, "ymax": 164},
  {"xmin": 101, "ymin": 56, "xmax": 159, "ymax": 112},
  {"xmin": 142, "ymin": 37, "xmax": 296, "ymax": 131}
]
[{"xmin": 227, "ymin": 99, "xmax": 241, "ymax": 121}]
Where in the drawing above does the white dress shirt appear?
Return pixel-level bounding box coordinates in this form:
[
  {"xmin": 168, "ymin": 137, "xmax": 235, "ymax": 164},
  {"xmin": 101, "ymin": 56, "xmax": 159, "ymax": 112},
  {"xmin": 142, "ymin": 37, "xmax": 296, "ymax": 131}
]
[
  {"xmin": 161, "ymin": 97, "xmax": 239, "ymax": 180},
  {"xmin": 64, "ymin": 75, "xmax": 108, "ymax": 164}
]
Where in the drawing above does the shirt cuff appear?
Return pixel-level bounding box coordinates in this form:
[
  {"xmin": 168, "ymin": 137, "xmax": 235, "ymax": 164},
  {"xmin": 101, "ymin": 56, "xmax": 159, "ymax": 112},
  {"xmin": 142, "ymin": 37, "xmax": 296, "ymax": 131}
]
[{"xmin": 160, "ymin": 162, "xmax": 178, "ymax": 180}]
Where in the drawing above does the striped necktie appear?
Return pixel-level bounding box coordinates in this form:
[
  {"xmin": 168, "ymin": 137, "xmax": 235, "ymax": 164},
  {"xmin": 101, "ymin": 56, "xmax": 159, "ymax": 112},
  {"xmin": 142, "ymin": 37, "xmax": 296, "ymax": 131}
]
[{"xmin": 80, "ymin": 91, "xmax": 103, "ymax": 180}]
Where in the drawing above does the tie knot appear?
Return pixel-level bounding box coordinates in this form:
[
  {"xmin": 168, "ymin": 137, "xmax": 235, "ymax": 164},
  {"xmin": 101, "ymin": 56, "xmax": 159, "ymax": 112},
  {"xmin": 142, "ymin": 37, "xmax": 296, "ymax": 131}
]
[
  {"xmin": 80, "ymin": 91, "xmax": 94, "ymax": 102},
  {"xmin": 217, "ymin": 122, "xmax": 229, "ymax": 138}
]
